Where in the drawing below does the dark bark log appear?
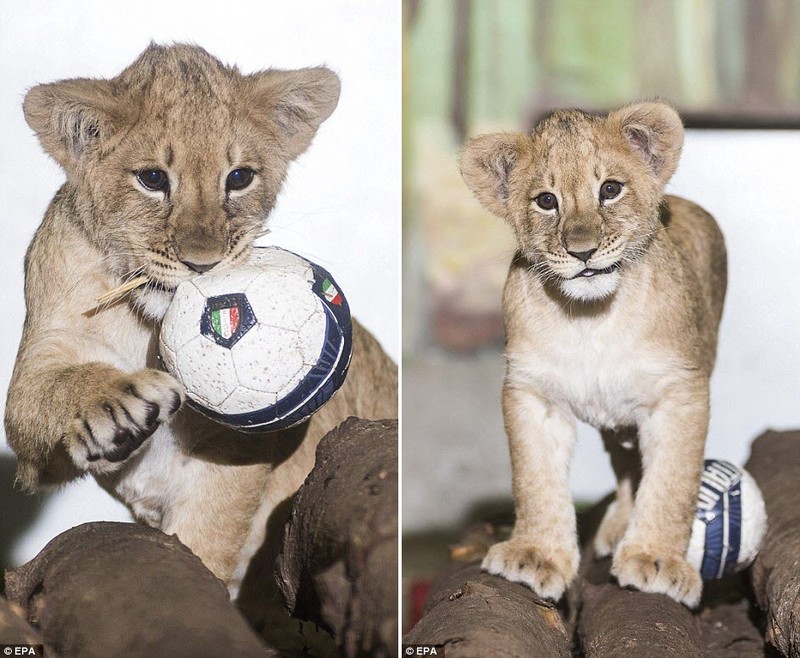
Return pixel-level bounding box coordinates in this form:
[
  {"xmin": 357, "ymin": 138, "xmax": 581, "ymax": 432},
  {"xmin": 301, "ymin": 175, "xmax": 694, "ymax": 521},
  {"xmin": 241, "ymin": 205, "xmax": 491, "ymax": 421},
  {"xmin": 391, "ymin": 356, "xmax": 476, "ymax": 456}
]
[
  {"xmin": 403, "ymin": 525, "xmax": 571, "ymax": 657},
  {"xmin": 696, "ymin": 578, "xmax": 766, "ymax": 658},
  {"xmin": 576, "ymin": 553, "xmax": 703, "ymax": 658},
  {"xmin": 276, "ymin": 417, "xmax": 398, "ymax": 658},
  {"xmin": 406, "ymin": 483, "xmax": 766, "ymax": 656},
  {"xmin": 575, "ymin": 489, "xmax": 764, "ymax": 657},
  {"xmin": 746, "ymin": 429, "xmax": 800, "ymax": 657},
  {"xmin": 4, "ymin": 522, "xmax": 279, "ymax": 658}
]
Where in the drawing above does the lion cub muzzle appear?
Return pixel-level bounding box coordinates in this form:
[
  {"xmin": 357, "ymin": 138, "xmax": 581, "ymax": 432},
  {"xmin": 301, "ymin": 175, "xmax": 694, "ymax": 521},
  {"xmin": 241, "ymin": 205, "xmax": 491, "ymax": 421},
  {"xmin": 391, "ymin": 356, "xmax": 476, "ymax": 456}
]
[
  {"xmin": 561, "ymin": 215, "xmax": 602, "ymax": 263},
  {"xmin": 172, "ymin": 218, "xmax": 228, "ymax": 273}
]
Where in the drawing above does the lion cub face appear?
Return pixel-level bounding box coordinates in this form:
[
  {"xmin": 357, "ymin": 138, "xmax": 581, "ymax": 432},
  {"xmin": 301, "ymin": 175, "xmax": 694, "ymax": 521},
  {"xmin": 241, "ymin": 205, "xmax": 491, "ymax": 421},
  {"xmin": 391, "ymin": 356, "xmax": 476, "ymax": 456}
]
[
  {"xmin": 24, "ymin": 44, "xmax": 340, "ymax": 318},
  {"xmin": 460, "ymin": 103, "xmax": 684, "ymax": 301}
]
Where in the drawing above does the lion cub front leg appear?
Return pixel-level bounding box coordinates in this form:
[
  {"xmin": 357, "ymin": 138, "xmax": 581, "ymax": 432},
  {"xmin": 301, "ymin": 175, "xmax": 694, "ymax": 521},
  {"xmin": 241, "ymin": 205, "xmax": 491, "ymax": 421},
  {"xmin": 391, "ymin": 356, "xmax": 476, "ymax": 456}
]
[
  {"xmin": 594, "ymin": 428, "xmax": 639, "ymax": 558},
  {"xmin": 63, "ymin": 365, "xmax": 184, "ymax": 474},
  {"xmin": 482, "ymin": 381, "xmax": 579, "ymax": 601},
  {"xmin": 611, "ymin": 381, "xmax": 708, "ymax": 607}
]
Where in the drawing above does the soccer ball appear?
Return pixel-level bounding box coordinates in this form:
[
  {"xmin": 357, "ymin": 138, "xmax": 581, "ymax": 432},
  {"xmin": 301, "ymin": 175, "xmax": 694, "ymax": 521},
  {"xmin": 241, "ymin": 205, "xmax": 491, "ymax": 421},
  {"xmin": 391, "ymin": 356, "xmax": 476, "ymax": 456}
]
[
  {"xmin": 158, "ymin": 246, "xmax": 352, "ymax": 432},
  {"xmin": 686, "ymin": 459, "xmax": 767, "ymax": 580}
]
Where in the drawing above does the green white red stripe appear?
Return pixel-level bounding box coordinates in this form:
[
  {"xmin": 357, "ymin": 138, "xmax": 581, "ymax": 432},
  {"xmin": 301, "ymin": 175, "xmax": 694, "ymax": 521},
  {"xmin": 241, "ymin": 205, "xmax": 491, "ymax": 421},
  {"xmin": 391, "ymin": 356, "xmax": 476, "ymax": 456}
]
[
  {"xmin": 322, "ymin": 278, "xmax": 342, "ymax": 305},
  {"xmin": 211, "ymin": 306, "xmax": 240, "ymax": 339}
]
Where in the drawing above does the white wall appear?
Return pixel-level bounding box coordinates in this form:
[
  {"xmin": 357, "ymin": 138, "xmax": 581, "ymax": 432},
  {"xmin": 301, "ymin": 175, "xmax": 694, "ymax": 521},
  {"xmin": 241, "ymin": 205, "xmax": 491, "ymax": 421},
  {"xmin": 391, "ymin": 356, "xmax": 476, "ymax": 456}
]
[
  {"xmin": 0, "ymin": 0, "xmax": 399, "ymax": 565},
  {"xmin": 402, "ymin": 129, "xmax": 800, "ymax": 532}
]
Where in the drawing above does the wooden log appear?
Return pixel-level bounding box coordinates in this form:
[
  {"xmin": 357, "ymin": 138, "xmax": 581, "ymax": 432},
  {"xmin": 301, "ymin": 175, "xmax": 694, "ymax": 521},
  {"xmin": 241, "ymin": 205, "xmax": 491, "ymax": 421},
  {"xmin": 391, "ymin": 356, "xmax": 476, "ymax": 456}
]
[
  {"xmin": 570, "ymin": 495, "xmax": 701, "ymax": 657},
  {"xmin": 574, "ymin": 486, "xmax": 763, "ymax": 657},
  {"xmin": 405, "ymin": 497, "xmax": 765, "ymax": 657},
  {"xmin": 746, "ymin": 429, "xmax": 800, "ymax": 657},
  {"xmin": 403, "ymin": 524, "xmax": 571, "ymax": 656},
  {"xmin": 276, "ymin": 417, "xmax": 398, "ymax": 658},
  {"xmin": 696, "ymin": 577, "xmax": 765, "ymax": 658},
  {"xmin": 576, "ymin": 552, "xmax": 703, "ymax": 658},
  {"xmin": 578, "ymin": 556, "xmax": 764, "ymax": 657},
  {"xmin": 4, "ymin": 522, "xmax": 279, "ymax": 658},
  {"xmin": 403, "ymin": 560, "xmax": 571, "ymax": 657}
]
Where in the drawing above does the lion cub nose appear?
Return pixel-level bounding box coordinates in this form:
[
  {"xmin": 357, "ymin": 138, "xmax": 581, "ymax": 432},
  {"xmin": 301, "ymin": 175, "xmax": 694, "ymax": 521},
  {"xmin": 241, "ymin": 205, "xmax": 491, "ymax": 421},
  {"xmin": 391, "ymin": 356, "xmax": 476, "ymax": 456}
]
[
  {"xmin": 567, "ymin": 248, "xmax": 597, "ymax": 263},
  {"xmin": 182, "ymin": 260, "xmax": 220, "ymax": 274}
]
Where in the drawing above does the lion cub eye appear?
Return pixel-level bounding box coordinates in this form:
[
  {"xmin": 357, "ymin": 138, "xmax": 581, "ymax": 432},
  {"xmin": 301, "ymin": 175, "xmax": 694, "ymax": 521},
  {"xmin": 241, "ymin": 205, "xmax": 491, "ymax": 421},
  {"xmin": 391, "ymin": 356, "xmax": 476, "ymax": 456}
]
[
  {"xmin": 600, "ymin": 180, "xmax": 623, "ymax": 201},
  {"xmin": 534, "ymin": 192, "xmax": 558, "ymax": 211},
  {"xmin": 226, "ymin": 168, "xmax": 255, "ymax": 192},
  {"xmin": 136, "ymin": 169, "xmax": 169, "ymax": 192}
]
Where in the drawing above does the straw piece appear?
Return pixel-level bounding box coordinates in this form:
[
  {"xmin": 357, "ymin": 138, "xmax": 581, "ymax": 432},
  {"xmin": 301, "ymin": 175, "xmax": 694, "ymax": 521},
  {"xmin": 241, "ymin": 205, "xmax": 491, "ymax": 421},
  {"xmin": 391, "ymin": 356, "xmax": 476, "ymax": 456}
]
[{"xmin": 95, "ymin": 275, "xmax": 149, "ymax": 304}]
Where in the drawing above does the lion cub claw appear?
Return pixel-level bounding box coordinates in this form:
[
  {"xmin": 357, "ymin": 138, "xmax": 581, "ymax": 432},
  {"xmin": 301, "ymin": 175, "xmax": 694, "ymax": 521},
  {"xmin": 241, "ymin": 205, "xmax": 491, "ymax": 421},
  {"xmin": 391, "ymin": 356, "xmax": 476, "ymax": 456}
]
[
  {"xmin": 482, "ymin": 539, "xmax": 578, "ymax": 602},
  {"xmin": 612, "ymin": 544, "xmax": 702, "ymax": 608},
  {"xmin": 65, "ymin": 369, "xmax": 184, "ymax": 473}
]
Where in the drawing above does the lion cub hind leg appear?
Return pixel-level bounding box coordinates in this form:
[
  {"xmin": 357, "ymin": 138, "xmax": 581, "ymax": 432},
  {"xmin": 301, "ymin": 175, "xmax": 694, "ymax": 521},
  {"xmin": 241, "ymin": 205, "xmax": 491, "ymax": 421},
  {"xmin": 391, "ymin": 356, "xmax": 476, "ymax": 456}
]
[
  {"xmin": 594, "ymin": 428, "xmax": 640, "ymax": 558},
  {"xmin": 482, "ymin": 382, "xmax": 580, "ymax": 601},
  {"xmin": 65, "ymin": 367, "xmax": 184, "ymax": 474},
  {"xmin": 610, "ymin": 384, "xmax": 708, "ymax": 608}
]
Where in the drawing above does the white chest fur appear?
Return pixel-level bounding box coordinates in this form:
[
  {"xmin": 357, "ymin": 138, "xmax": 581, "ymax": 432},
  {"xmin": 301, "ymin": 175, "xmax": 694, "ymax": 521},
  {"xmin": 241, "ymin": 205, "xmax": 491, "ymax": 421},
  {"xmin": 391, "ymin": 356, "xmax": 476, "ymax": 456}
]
[{"xmin": 508, "ymin": 299, "xmax": 683, "ymax": 431}]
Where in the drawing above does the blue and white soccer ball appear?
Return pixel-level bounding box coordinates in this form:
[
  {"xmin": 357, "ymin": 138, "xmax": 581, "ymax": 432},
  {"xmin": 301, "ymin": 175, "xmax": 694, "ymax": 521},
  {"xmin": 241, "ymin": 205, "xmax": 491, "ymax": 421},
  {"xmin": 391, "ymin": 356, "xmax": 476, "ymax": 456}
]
[
  {"xmin": 687, "ymin": 459, "xmax": 767, "ymax": 580},
  {"xmin": 158, "ymin": 246, "xmax": 352, "ymax": 432}
]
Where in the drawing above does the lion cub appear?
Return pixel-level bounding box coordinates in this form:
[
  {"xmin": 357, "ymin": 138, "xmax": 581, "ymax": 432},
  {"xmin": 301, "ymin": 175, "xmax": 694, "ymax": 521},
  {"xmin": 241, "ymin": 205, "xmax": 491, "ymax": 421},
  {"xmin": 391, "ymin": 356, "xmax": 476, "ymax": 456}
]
[
  {"xmin": 5, "ymin": 44, "xmax": 397, "ymax": 602},
  {"xmin": 459, "ymin": 102, "xmax": 726, "ymax": 607}
]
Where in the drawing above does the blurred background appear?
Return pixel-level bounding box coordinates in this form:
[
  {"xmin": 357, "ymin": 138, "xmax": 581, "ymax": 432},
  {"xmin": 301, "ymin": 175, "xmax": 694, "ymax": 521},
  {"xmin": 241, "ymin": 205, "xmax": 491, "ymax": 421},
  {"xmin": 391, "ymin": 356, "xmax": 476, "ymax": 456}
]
[
  {"xmin": 0, "ymin": 0, "xmax": 400, "ymax": 589},
  {"xmin": 402, "ymin": 0, "xmax": 800, "ymax": 624}
]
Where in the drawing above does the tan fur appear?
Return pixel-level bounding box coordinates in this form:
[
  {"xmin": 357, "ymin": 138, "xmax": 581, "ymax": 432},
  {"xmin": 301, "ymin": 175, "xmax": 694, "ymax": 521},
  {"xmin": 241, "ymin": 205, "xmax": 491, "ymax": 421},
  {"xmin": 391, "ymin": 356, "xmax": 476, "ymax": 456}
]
[
  {"xmin": 5, "ymin": 44, "xmax": 397, "ymax": 595},
  {"xmin": 459, "ymin": 102, "xmax": 726, "ymax": 607}
]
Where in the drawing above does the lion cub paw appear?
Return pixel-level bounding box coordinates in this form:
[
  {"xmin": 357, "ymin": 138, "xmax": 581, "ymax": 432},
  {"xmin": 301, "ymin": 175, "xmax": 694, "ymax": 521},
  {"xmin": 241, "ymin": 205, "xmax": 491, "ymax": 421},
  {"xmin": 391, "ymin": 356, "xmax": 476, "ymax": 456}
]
[
  {"xmin": 66, "ymin": 369, "xmax": 184, "ymax": 473},
  {"xmin": 612, "ymin": 544, "xmax": 702, "ymax": 607},
  {"xmin": 594, "ymin": 500, "xmax": 631, "ymax": 558},
  {"xmin": 481, "ymin": 539, "xmax": 578, "ymax": 601}
]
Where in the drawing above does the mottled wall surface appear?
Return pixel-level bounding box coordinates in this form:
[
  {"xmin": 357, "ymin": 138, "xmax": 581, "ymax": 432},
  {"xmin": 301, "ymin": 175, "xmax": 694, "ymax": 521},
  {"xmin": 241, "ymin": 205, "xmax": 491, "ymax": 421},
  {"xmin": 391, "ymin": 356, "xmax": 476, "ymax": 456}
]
[{"xmin": 403, "ymin": 0, "xmax": 800, "ymax": 531}]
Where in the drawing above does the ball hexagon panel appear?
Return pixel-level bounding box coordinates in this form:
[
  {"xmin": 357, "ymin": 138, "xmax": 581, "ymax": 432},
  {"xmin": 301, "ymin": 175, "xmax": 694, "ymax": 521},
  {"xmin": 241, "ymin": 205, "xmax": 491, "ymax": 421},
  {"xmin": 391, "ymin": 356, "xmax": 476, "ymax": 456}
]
[
  {"xmin": 191, "ymin": 264, "xmax": 262, "ymax": 298},
  {"xmin": 230, "ymin": 323, "xmax": 305, "ymax": 395},
  {"xmin": 245, "ymin": 271, "xmax": 318, "ymax": 332},
  {"xmin": 175, "ymin": 334, "xmax": 239, "ymax": 408},
  {"xmin": 298, "ymin": 308, "xmax": 328, "ymax": 366},
  {"xmin": 161, "ymin": 282, "xmax": 209, "ymax": 353},
  {"xmin": 251, "ymin": 248, "xmax": 311, "ymax": 275},
  {"xmin": 217, "ymin": 385, "xmax": 278, "ymax": 417}
]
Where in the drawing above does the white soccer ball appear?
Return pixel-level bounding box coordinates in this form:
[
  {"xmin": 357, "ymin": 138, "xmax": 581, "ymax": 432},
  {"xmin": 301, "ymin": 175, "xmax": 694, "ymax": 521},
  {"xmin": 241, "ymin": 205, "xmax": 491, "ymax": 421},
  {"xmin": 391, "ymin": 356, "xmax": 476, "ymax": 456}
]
[
  {"xmin": 158, "ymin": 246, "xmax": 352, "ymax": 432},
  {"xmin": 686, "ymin": 459, "xmax": 768, "ymax": 580}
]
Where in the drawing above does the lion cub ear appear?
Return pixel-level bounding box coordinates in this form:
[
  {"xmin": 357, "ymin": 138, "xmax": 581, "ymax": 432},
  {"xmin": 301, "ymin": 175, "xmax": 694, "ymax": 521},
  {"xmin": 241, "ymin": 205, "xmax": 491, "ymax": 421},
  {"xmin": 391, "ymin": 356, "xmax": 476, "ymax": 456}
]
[
  {"xmin": 610, "ymin": 101, "xmax": 684, "ymax": 184},
  {"xmin": 459, "ymin": 133, "xmax": 528, "ymax": 219},
  {"xmin": 246, "ymin": 67, "xmax": 341, "ymax": 161},
  {"xmin": 23, "ymin": 78, "xmax": 124, "ymax": 172}
]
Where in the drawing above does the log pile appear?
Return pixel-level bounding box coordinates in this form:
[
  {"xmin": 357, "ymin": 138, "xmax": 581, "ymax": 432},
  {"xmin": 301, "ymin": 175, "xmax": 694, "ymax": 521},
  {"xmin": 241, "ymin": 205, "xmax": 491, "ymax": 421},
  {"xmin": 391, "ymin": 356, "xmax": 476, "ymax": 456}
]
[
  {"xmin": 277, "ymin": 417, "xmax": 398, "ymax": 658},
  {"xmin": 1, "ymin": 417, "xmax": 398, "ymax": 658},
  {"xmin": 746, "ymin": 430, "xmax": 800, "ymax": 657},
  {"xmin": 4, "ymin": 522, "xmax": 277, "ymax": 658},
  {"xmin": 404, "ymin": 429, "xmax": 800, "ymax": 657}
]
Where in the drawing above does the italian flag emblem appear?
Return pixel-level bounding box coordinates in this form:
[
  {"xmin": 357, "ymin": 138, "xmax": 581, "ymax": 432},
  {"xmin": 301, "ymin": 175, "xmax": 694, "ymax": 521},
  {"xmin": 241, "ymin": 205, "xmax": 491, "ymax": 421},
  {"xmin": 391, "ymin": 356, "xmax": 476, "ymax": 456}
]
[
  {"xmin": 211, "ymin": 306, "xmax": 240, "ymax": 340},
  {"xmin": 322, "ymin": 278, "xmax": 343, "ymax": 305}
]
